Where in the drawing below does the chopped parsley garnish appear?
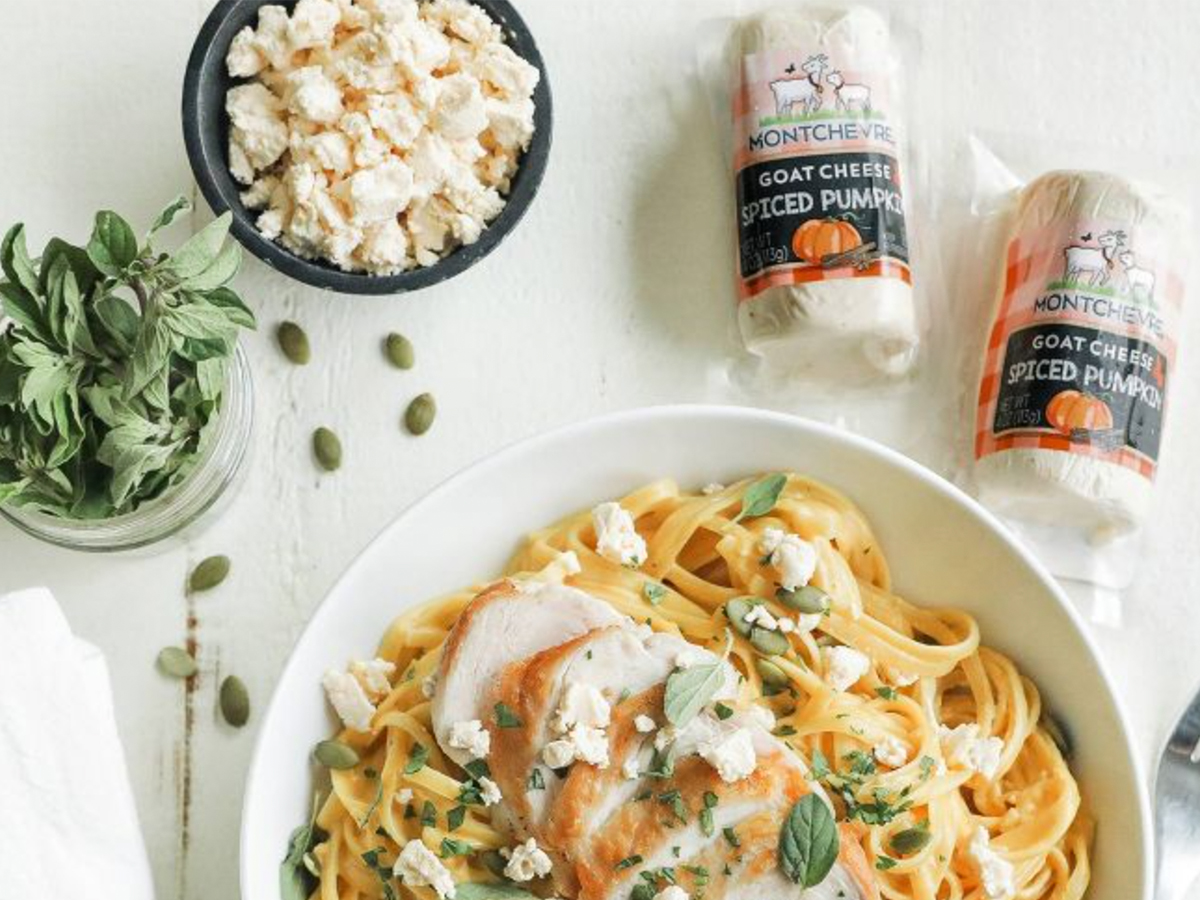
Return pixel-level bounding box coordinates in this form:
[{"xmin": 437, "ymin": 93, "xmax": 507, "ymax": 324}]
[
  {"xmin": 527, "ymin": 767, "xmax": 546, "ymax": 790},
  {"xmin": 615, "ymin": 855, "xmax": 643, "ymax": 871},
  {"xmin": 447, "ymin": 805, "xmax": 467, "ymax": 831},
  {"xmin": 403, "ymin": 803, "xmax": 416, "ymax": 820},
  {"xmin": 657, "ymin": 790, "xmax": 688, "ymax": 824},
  {"xmin": 403, "ymin": 742, "xmax": 429, "ymax": 774},
  {"xmin": 722, "ymin": 826, "xmax": 741, "ymax": 848},
  {"xmin": 464, "ymin": 759, "xmax": 491, "ymax": 780},
  {"xmin": 774, "ymin": 724, "xmax": 798, "ymax": 737},
  {"xmin": 439, "ymin": 838, "xmax": 474, "ymax": 858},
  {"xmin": 700, "ymin": 807, "xmax": 714, "ymax": 836},
  {"xmin": 643, "ymin": 582, "xmax": 667, "ymax": 605},
  {"xmin": 419, "ymin": 800, "xmax": 437, "ymax": 827},
  {"xmin": 494, "ymin": 702, "xmax": 523, "ymax": 728},
  {"xmin": 844, "ymin": 750, "xmax": 877, "ymax": 778},
  {"xmin": 361, "ymin": 848, "xmax": 398, "ymax": 900},
  {"xmin": 875, "ymin": 686, "xmax": 899, "ymax": 700},
  {"xmin": 645, "ymin": 748, "xmax": 675, "ymax": 779},
  {"xmin": 809, "ymin": 748, "xmax": 830, "ymax": 780},
  {"xmin": 918, "ymin": 755, "xmax": 936, "ymax": 780},
  {"xmin": 875, "ymin": 855, "xmax": 898, "ymax": 871},
  {"xmin": 713, "ymin": 702, "xmax": 734, "ymax": 720}
]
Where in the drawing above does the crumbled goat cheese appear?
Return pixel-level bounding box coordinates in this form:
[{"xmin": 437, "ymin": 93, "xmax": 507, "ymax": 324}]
[
  {"xmin": 552, "ymin": 682, "xmax": 611, "ymax": 734},
  {"xmin": 568, "ymin": 725, "xmax": 610, "ymax": 768},
  {"xmin": 478, "ymin": 776, "xmax": 502, "ymax": 806},
  {"xmin": 873, "ymin": 734, "xmax": 909, "ymax": 768},
  {"xmin": 699, "ymin": 727, "xmax": 757, "ymax": 783},
  {"xmin": 559, "ymin": 550, "xmax": 582, "ymax": 575},
  {"xmin": 322, "ymin": 668, "xmax": 376, "ymax": 732},
  {"xmin": 448, "ymin": 719, "xmax": 491, "ymax": 759},
  {"xmin": 776, "ymin": 616, "xmax": 795, "ymax": 633},
  {"xmin": 654, "ymin": 887, "xmax": 689, "ymax": 900},
  {"xmin": 348, "ymin": 658, "xmax": 395, "ymax": 699},
  {"xmin": 591, "ymin": 502, "xmax": 647, "ymax": 567},
  {"xmin": 759, "ymin": 528, "xmax": 819, "ymax": 591},
  {"xmin": 421, "ymin": 673, "xmax": 438, "ymax": 699},
  {"xmin": 622, "ymin": 756, "xmax": 641, "ymax": 780},
  {"xmin": 747, "ymin": 704, "xmax": 776, "ymax": 732},
  {"xmin": 634, "ymin": 714, "xmax": 657, "ymax": 733},
  {"xmin": 224, "ymin": 0, "xmax": 539, "ymax": 274},
  {"xmin": 397, "ymin": 787, "xmax": 413, "ymax": 804},
  {"xmin": 939, "ymin": 724, "xmax": 1004, "ymax": 779},
  {"xmin": 969, "ymin": 826, "xmax": 1016, "ymax": 899},
  {"xmin": 885, "ymin": 667, "xmax": 919, "ymax": 687},
  {"xmin": 503, "ymin": 838, "xmax": 553, "ymax": 882},
  {"xmin": 823, "ymin": 646, "xmax": 871, "ymax": 692},
  {"xmin": 542, "ymin": 739, "xmax": 576, "ymax": 770},
  {"xmin": 395, "ymin": 838, "xmax": 457, "ymax": 899}
]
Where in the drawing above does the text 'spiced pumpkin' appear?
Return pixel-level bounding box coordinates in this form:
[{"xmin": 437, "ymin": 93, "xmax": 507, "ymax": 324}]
[
  {"xmin": 1045, "ymin": 390, "xmax": 1114, "ymax": 434},
  {"xmin": 792, "ymin": 218, "xmax": 863, "ymax": 265}
]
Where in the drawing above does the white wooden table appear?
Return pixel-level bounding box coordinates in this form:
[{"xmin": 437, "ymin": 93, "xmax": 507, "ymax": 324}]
[{"xmin": 2, "ymin": 1, "xmax": 1199, "ymax": 896}]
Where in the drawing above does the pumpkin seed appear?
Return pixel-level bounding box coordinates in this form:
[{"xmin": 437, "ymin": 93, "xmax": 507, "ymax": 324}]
[
  {"xmin": 157, "ymin": 646, "xmax": 198, "ymax": 679},
  {"xmin": 404, "ymin": 393, "xmax": 436, "ymax": 436},
  {"xmin": 756, "ymin": 658, "xmax": 789, "ymax": 688},
  {"xmin": 220, "ymin": 675, "xmax": 250, "ymax": 727},
  {"xmin": 385, "ymin": 332, "xmax": 414, "ymax": 370},
  {"xmin": 189, "ymin": 555, "xmax": 230, "ymax": 592},
  {"xmin": 314, "ymin": 739, "xmax": 360, "ymax": 770},
  {"xmin": 889, "ymin": 826, "xmax": 932, "ymax": 856},
  {"xmin": 777, "ymin": 585, "xmax": 828, "ymax": 615},
  {"xmin": 277, "ymin": 321, "xmax": 311, "ymax": 365},
  {"xmin": 313, "ymin": 427, "xmax": 342, "ymax": 472},
  {"xmin": 750, "ymin": 626, "xmax": 790, "ymax": 657},
  {"xmin": 724, "ymin": 597, "xmax": 758, "ymax": 638}
]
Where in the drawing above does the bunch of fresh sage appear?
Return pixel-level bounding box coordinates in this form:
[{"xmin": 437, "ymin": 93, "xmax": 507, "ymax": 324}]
[{"xmin": 0, "ymin": 197, "xmax": 255, "ymax": 519}]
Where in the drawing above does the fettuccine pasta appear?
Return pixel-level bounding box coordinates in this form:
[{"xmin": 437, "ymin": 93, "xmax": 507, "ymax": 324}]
[{"xmin": 300, "ymin": 474, "xmax": 1091, "ymax": 900}]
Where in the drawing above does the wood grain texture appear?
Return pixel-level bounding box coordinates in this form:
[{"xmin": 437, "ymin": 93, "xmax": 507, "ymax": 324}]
[{"xmin": 1, "ymin": 1, "xmax": 1199, "ymax": 897}]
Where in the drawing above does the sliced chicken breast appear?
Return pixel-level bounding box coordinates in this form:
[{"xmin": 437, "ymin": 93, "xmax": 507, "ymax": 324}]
[{"xmin": 432, "ymin": 581, "xmax": 878, "ymax": 900}]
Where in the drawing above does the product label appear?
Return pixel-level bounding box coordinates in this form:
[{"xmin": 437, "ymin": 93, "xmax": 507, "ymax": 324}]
[
  {"xmin": 976, "ymin": 218, "xmax": 1184, "ymax": 480},
  {"xmin": 733, "ymin": 48, "xmax": 911, "ymax": 301}
]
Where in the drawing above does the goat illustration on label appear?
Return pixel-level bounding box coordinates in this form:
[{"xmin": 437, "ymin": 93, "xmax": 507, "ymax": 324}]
[
  {"xmin": 1061, "ymin": 230, "xmax": 1157, "ymax": 302},
  {"xmin": 768, "ymin": 55, "xmax": 875, "ymax": 118}
]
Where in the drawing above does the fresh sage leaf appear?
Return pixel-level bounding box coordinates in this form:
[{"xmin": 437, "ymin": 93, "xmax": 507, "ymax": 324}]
[
  {"xmin": 455, "ymin": 884, "xmax": 538, "ymax": 900},
  {"xmin": 86, "ymin": 211, "xmax": 139, "ymax": 277},
  {"xmin": 280, "ymin": 793, "xmax": 323, "ymax": 900},
  {"xmin": 778, "ymin": 794, "xmax": 839, "ymax": 887},
  {"xmin": 494, "ymin": 702, "xmax": 522, "ymax": 728},
  {"xmin": 664, "ymin": 632, "xmax": 731, "ymax": 727},
  {"xmin": 219, "ymin": 674, "xmax": 251, "ymax": 727},
  {"xmin": 732, "ymin": 473, "xmax": 787, "ymax": 524}
]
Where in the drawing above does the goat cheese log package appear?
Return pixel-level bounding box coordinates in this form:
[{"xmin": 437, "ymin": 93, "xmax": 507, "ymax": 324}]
[
  {"xmin": 729, "ymin": 6, "xmax": 920, "ymax": 383},
  {"xmin": 971, "ymin": 163, "xmax": 1191, "ymax": 622}
]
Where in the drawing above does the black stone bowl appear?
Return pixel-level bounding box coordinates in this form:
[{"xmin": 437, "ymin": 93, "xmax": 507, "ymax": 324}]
[{"xmin": 182, "ymin": 0, "xmax": 552, "ymax": 295}]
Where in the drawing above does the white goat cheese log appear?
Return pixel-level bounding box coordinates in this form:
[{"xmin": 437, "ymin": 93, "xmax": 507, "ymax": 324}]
[
  {"xmin": 974, "ymin": 170, "xmax": 1187, "ymax": 535},
  {"xmin": 732, "ymin": 7, "xmax": 918, "ymax": 380}
]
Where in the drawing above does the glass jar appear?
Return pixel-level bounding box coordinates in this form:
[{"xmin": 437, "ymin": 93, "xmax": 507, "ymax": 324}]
[{"xmin": 0, "ymin": 344, "xmax": 254, "ymax": 553}]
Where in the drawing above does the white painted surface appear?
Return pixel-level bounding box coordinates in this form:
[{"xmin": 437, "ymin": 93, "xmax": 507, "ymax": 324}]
[{"xmin": 1, "ymin": 1, "xmax": 1198, "ymax": 897}]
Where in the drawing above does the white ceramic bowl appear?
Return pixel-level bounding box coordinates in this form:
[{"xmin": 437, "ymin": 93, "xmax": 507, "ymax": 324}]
[{"xmin": 240, "ymin": 406, "xmax": 1148, "ymax": 900}]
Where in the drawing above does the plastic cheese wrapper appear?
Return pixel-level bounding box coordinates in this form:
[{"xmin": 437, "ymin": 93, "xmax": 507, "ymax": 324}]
[
  {"xmin": 967, "ymin": 141, "xmax": 1191, "ymax": 624},
  {"xmin": 709, "ymin": 5, "xmax": 923, "ymax": 388}
]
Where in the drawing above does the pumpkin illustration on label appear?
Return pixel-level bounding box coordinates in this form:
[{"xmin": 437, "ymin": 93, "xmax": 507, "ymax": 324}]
[
  {"xmin": 1045, "ymin": 390, "xmax": 1114, "ymax": 435},
  {"xmin": 792, "ymin": 218, "xmax": 862, "ymax": 266}
]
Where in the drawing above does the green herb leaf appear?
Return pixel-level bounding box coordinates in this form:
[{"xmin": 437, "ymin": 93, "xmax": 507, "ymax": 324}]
[
  {"xmin": 643, "ymin": 582, "xmax": 666, "ymax": 605},
  {"xmin": 440, "ymin": 837, "xmax": 474, "ymax": 858},
  {"xmin": 404, "ymin": 742, "xmax": 430, "ymax": 774},
  {"xmin": 615, "ymin": 855, "xmax": 643, "ymax": 871},
  {"xmin": 454, "ymin": 884, "xmax": 539, "ymax": 900},
  {"xmin": 447, "ymin": 805, "xmax": 468, "ymax": 831},
  {"xmin": 875, "ymin": 855, "xmax": 898, "ymax": 871},
  {"xmin": 494, "ymin": 702, "xmax": 522, "ymax": 728},
  {"xmin": 280, "ymin": 793, "xmax": 323, "ymax": 900},
  {"xmin": 146, "ymin": 195, "xmax": 192, "ymax": 242},
  {"xmin": 722, "ymin": 826, "xmax": 740, "ymax": 848},
  {"xmin": 663, "ymin": 632, "xmax": 731, "ymax": 728},
  {"xmin": 167, "ymin": 212, "xmax": 233, "ymax": 280},
  {"xmin": 875, "ymin": 686, "xmax": 899, "ymax": 701},
  {"xmin": 713, "ymin": 702, "xmax": 734, "ymax": 720},
  {"xmin": 732, "ymin": 474, "xmax": 787, "ymax": 524},
  {"xmin": 778, "ymin": 794, "xmax": 839, "ymax": 888},
  {"xmin": 527, "ymin": 768, "xmax": 545, "ymax": 791},
  {"xmin": 420, "ymin": 800, "xmax": 437, "ymax": 827},
  {"xmin": 86, "ymin": 211, "xmax": 139, "ymax": 277}
]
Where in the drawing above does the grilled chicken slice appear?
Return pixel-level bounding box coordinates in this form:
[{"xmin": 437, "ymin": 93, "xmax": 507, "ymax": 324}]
[
  {"xmin": 432, "ymin": 581, "xmax": 879, "ymax": 900},
  {"xmin": 432, "ymin": 580, "xmax": 624, "ymax": 766}
]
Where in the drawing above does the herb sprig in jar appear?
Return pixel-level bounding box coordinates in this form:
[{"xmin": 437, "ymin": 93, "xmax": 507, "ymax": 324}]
[{"xmin": 0, "ymin": 197, "xmax": 255, "ymax": 519}]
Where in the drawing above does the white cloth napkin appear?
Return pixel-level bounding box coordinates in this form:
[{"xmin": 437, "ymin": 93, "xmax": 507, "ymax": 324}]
[{"xmin": 0, "ymin": 587, "xmax": 155, "ymax": 900}]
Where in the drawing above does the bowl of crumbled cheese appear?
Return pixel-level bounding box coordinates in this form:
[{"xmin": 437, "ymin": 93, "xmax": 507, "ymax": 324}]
[{"xmin": 182, "ymin": 0, "xmax": 551, "ymax": 294}]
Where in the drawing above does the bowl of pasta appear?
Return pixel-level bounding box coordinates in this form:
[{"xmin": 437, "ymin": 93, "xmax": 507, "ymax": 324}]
[{"xmin": 242, "ymin": 405, "xmax": 1147, "ymax": 900}]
